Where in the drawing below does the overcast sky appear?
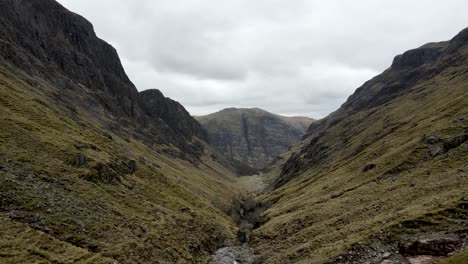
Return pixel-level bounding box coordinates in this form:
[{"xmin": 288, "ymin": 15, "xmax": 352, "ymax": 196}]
[{"xmin": 57, "ymin": 0, "xmax": 468, "ymax": 118}]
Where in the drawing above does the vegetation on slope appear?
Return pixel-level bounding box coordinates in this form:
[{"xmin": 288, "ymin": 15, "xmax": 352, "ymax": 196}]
[
  {"xmin": 0, "ymin": 0, "xmax": 250, "ymax": 259},
  {"xmin": 0, "ymin": 216, "xmax": 113, "ymax": 264},
  {"xmin": 1, "ymin": 1, "xmax": 467, "ymax": 264},
  {"xmin": 252, "ymin": 28, "xmax": 468, "ymax": 263},
  {"xmin": 441, "ymin": 250, "xmax": 468, "ymax": 264},
  {"xmin": 0, "ymin": 65, "xmax": 244, "ymax": 263}
]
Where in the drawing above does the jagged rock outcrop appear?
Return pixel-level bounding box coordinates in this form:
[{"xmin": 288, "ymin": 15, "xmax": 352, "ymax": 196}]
[
  {"xmin": 196, "ymin": 108, "xmax": 313, "ymax": 173},
  {"xmin": 0, "ymin": 0, "xmax": 143, "ymax": 120},
  {"xmin": 139, "ymin": 89, "xmax": 207, "ymax": 141},
  {"xmin": 0, "ymin": 0, "xmax": 205, "ymax": 161},
  {"xmin": 391, "ymin": 42, "xmax": 445, "ymax": 69}
]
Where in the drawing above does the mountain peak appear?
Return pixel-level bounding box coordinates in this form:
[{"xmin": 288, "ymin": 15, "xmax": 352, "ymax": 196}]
[
  {"xmin": 195, "ymin": 107, "xmax": 314, "ymax": 173},
  {"xmin": 139, "ymin": 89, "xmax": 207, "ymax": 142}
]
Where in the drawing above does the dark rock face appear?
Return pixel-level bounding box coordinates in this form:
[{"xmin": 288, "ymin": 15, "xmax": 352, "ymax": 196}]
[
  {"xmin": 443, "ymin": 134, "xmax": 468, "ymax": 151},
  {"xmin": 401, "ymin": 238, "xmax": 462, "ymax": 256},
  {"xmin": 422, "ymin": 133, "xmax": 468, "ymax": 156},
  {"xmin": 0, "ymin": 0, "xmax": 143, "ymax": 120},
  {"xmin": 303, "ymin": 32, "xmax": 466, "ymax": 138},
  {"xmin": 392, "ymin": 44, "xmax": 444, "ymax": 69},
  {"xmin": 196, "ymin": 108, "xmax": 314, "ymax": 172},
  {"xmin": 139, "ymin": 89, "xmax": 207, "ymax": 141},
  {"xmin": 274, "ymin": 151, "xmax": 307, "ymax": 188},
  {"xmin": 276, "ymin": 27, "xmax": 468, "ymax": 188},
  {"xmin": 274, "ymin": 132, "xmax": 328, "ymax": 188},
  {"xmin": 448, "ymin": 27, "xmax": 468, "ymax": 51},
  {"xmin": 0, "ymin": 0, "xmax": 206, "ymax": 162}
]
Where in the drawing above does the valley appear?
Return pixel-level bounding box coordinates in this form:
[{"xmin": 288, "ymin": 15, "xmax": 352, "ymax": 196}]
[
  {"xmin": 0, "ymin": 1, "xmax": 467, "ymax": 264},
  {"xmin": 211, "ymin": 175, "xmax": 266, "ymax": 264}
]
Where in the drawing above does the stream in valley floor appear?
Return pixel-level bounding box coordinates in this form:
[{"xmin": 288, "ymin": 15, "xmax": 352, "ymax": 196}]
[{"xmin": 211, "ymin": 174, "xmax": 267, "ymax": 264}]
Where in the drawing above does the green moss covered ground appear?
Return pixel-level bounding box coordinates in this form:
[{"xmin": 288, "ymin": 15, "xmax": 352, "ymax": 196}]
[
  {"xmin": 251, "ymin": 41, "xmax": 468, "ymax": 263},
  {"xmin": 0, "ymin": 66, "xmax": 243, "ymax": 263}
]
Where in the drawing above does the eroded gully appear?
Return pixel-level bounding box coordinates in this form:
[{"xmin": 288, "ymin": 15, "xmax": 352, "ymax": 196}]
[{"xmin": 211, "ymin": 174, "xmax": 268, "ymax": 264}]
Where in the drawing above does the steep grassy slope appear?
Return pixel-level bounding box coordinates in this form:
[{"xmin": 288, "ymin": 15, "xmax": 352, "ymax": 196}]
[
  {"xmin": 0, "ymin": 216, "xmax": 113, "ymax": 263},
  {"xmin": 442, "ymin": 250, "xmax": 468, "ymax": 264},
  {"xmin": 0, "ymin": 0, "xmax": 206, "ymax": 159},
  {"xmin": 0, "ymin": 66, "xmax": 242, "ymax": 263},
  {"xmin": 196, "ymin": 108, "xmax": 313, "ymax": 173},
  {"xmin": 253, "ymin": 28, "xmax": 468, "ymax": 263},
  {"xmin": 0, "ymin": 1, "xmax": 244, "ymax": 262}
]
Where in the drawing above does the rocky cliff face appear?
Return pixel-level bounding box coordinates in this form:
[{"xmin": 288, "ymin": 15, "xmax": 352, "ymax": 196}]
[
  {"xmin": 196, "ymin": 108, "xmax": 313, "ymax": 173},
  {"xmin": 0, "ymin": 0, "xmax": 142, "ymax": 119},
  {"xmin": 0, "ymin": 0, "xmax": 205, "ymax": 161},
  {"xmin": 139, "ymin": 89, "xmax": 207, "ymax": 141}
]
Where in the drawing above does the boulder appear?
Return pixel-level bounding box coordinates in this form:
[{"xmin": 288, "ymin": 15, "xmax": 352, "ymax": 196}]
[
  {"xmin": 428, "ymin": 145, "xmax": 444, "ymax": 156},
  {"xmin": 426, "ymin": 134, "xmax": 468, "ymax": 156},
  {"xmin": 401, "ymin": 237, "xmax": 461, "ymax": 256},
  {"xmin": 421, "ymin": 135, "xmax": 440, "ymax": 144}
]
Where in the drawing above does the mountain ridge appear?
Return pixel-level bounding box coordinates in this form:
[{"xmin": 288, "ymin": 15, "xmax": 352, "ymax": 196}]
[
  {"xmin": 0, "ymin": 0, "xmax": 208, "ymax": 162},
  {"xmin": 252, "ymin": 27, "xmax": 468, "ymax": 263},
  {"xmin": 278, "ymin": 27, "xmax": 468, "ymax": 188},
  {"xmin": 195, "ymin": 107, "xmax": 314, "ymax": 173}
]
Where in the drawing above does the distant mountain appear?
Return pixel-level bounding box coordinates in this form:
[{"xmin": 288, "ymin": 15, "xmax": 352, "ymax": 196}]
[{"xmin": 195, "ymin": 108, "xmax": 314, "ymax": 173}]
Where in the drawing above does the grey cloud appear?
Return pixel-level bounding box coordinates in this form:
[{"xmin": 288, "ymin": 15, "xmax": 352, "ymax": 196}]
[{"xmin": 57, "ymin": 0, "xmax": 468, "ymax": 118}]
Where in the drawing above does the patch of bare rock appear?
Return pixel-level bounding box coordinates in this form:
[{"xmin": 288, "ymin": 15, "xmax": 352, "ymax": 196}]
[
  {"xmin": 211, "ymin": 245, "xmax": 256, "ymax": 264},
  {"xmin": 329, "ymin": 232, "xmax": 468, "ymax": 264}
]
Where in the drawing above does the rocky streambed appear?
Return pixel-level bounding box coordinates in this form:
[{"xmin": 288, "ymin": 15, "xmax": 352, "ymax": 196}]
[
  {"xmin": 211, "ymin": 175, "xmax": 269, "ymax": 264},
  {"xmin": 211, "ymin": 218, "xmax": 257, "ymax": 264},
  {"xmin": 211, "ymin": 245, "xmax": 256, "ymax": 264}
]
